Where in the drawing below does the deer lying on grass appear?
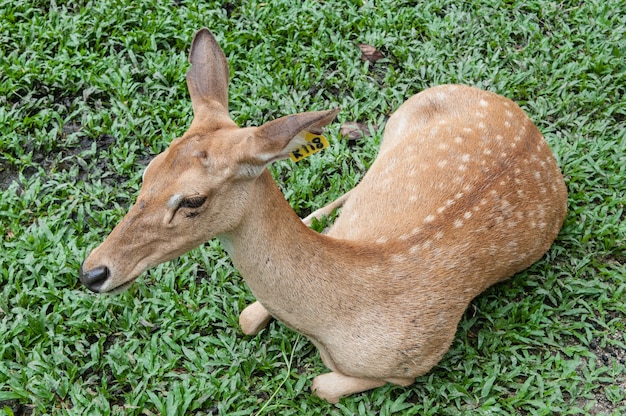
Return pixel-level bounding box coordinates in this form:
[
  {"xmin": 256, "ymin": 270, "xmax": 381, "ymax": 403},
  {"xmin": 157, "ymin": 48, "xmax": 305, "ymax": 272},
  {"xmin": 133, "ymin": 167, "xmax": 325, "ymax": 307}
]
[{"xmin": 80, "ymin": 28, "xmax": 568, "ymax": 403}]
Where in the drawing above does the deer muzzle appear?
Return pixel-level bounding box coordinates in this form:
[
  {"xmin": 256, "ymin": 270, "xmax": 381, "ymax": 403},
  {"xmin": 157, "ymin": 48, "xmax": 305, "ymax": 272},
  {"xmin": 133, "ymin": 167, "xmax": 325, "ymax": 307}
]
[{"xmin": 79, "ymin": 263, "xmax": 110, "ymax": 293}]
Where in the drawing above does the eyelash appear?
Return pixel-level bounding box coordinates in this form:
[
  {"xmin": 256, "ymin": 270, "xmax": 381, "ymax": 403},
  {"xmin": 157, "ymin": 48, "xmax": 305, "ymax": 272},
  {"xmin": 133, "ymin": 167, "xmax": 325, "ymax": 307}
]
[{"xmin": 179, "ymin": 196, "xmax": 207, "ymax": 210}]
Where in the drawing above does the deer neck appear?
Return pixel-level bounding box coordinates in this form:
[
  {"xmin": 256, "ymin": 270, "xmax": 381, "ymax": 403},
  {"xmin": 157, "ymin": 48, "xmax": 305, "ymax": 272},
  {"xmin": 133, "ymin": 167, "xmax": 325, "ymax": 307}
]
[
  {"xmin": 216, "ymin": 170, "xmax": 372, "ymax": 325},
  {"xmin": 218, "ymin": 170, "xmax": 338, "ymax": 285}
]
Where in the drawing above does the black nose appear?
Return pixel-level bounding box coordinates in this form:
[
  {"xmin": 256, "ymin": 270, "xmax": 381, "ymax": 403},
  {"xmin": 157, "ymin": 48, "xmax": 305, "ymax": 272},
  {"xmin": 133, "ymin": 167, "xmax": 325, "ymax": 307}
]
[{"xmin": 79, "ymin": 263, "xmax": 110, "ymax": 293}]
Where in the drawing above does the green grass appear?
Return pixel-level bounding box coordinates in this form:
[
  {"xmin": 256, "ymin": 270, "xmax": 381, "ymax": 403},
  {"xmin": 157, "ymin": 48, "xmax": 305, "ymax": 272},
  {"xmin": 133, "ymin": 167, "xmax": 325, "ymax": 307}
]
[{"xmin": 1, "ymin": 0, "xmax": 625, "ymax": 414}]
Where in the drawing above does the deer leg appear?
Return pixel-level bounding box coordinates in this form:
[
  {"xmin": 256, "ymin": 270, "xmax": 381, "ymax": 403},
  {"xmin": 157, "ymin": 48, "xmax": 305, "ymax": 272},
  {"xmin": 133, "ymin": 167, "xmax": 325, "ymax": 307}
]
[
  {"xmin": 311, "ymin": 372, "xmax": 414, "ymax": 404},
  {"xmin": 308, "ymin": 339, "xmax": 413, "ymax": 403},
  {"xmin": 239, "ymin": 301, "xmax": 272, "ymax": 335},
  {"xmin": 311, "ymin": 372, "xmax": 386, "ymax": 404},
  {"xmin": 302, "ymin": 190, "xmax": 353, "ymax": 227}
]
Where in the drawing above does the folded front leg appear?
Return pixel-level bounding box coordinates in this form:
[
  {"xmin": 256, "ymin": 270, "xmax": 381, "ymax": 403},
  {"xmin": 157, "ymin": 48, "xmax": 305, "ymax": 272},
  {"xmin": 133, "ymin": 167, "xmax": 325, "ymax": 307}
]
[
  {"xmin": 239, "ymin": 301, "xmax": 272, "ymax": 335},
  {"xmin": 311, "ymin": 372, "xmax": 386, "ymax": 404}
]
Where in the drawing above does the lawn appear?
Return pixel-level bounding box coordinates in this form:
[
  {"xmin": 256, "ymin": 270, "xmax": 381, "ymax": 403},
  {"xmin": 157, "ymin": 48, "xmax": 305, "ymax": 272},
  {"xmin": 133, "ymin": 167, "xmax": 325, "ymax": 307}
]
[{"xmin": 1, "ymin": 0, "xmax": 625, "ymax": 414}]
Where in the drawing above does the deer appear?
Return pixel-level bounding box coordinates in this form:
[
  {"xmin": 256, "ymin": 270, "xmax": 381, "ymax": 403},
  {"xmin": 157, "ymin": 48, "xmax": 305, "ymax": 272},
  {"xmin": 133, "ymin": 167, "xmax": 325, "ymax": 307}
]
[{"xmin": 79, "ymin": 28, "xmax": 568, "ymax": 404}]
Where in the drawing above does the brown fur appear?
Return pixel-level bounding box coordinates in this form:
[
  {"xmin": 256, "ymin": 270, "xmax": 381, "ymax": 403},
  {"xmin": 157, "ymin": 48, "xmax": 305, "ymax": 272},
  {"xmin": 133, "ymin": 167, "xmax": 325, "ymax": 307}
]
[{"xmin": 80, "ymin": 28, "xmax": 568, "ymax": 403}]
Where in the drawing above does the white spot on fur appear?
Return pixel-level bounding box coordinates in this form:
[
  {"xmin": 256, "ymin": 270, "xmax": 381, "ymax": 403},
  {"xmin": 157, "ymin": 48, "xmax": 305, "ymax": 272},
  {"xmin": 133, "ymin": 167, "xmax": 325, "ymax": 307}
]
[
  {"xmin": 479, "ymin": 99, "xmax": 489, "ymax": 107},
  {"xmin": 391, "ymin": 254, "xmax": 406, "ymax": 262},
  {"xmin": 463, "ymin": 211, "xmax": 473, "ymax": 219},
  {"xmin": 461, "ymin": 154, "xmax": 471, "ymax": 162},
  {"xmin": 437, "ymin": 160, "xmax": 448, "ymax": 168},
  {"xmin": 454, "ymin": 219, "xmax": 463, "ymax": 228},
  {"xmin": 424, "ymin": 214, "xmax": 435, "ymax": 223}
]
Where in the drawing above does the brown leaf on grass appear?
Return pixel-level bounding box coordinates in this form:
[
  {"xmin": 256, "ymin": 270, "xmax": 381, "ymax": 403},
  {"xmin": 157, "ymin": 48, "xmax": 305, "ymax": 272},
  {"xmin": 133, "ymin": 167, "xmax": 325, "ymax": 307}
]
[
  {"xmin": 358, "ymin": 44, "xmax": 384, "ymax": 63},
  {"xmin": 340, "ymin": 122, "xmax": 379, "ymax": 144}
]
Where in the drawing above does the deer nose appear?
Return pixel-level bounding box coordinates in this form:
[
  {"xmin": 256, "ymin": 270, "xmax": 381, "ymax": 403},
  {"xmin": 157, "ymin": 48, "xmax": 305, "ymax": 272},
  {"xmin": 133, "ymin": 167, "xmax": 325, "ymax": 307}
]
[{"xmin": 79, "ymin": 263, "xmax": 110, "ymax": 293}]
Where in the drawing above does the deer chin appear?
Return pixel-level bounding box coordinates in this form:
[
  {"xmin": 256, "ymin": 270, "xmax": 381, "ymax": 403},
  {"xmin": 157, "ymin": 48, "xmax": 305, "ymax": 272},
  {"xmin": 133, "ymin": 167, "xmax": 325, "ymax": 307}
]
[
  {"xmin": 103, "ymin": 279, "xmax": 136, "ymax": 295},
  {"xmin": 103, "ymin": 261, "xmax": 154, "ymax": 294}
]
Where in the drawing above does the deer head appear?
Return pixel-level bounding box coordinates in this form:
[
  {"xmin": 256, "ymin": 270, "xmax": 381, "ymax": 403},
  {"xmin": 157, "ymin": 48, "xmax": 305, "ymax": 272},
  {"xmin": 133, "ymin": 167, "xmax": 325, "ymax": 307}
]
[{"xmin": 79, "ymin": 28, "xmax": 338, "ymax": 292}]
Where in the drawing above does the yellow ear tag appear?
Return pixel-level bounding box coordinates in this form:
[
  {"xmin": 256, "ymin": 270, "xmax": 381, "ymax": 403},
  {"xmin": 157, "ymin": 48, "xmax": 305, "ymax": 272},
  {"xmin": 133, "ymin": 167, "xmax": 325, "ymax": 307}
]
[{"xmin": 289, "ymin": 132, "xmax": 330, "ymax": 162}]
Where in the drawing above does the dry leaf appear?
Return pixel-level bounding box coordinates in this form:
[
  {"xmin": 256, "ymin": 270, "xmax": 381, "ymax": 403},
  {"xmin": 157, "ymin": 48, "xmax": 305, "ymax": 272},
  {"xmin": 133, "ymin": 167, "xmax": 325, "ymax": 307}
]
[
  {"xmin": 340, "ymin": 122, "xmax": 378, "ymax": 144},
  {"xmin": 358, "ymin": 44, "xmax": 384, "ymax": 63}
]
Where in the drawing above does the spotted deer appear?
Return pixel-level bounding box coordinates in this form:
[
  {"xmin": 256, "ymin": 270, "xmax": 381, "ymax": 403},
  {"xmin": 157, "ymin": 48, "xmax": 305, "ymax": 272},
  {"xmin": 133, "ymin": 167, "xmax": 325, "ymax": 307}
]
[{"xmin": 80, "ymin": 28, "xmax": 568, "ymax": 403}]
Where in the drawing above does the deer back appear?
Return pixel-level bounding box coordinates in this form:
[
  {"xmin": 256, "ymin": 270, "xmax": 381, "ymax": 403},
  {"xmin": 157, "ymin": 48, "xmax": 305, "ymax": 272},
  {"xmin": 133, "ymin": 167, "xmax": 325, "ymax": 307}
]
[{"xmin": 329, "ymin": 84, "xmax": 567, "ymax": 293}]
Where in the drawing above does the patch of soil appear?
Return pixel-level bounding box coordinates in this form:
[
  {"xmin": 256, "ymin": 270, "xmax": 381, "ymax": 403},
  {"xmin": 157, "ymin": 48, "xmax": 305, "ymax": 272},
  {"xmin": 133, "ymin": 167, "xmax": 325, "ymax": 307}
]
[
  {"xmin": 0, "ymin": 400, "xmax": 33, "ymax": 416},
  {"xmin": 0, "ymin": 129, "xmax": 125, "ymax": 192},
  {"xmin": 577, "ymin": 327, "xmax": 626, "ymax": 414}
]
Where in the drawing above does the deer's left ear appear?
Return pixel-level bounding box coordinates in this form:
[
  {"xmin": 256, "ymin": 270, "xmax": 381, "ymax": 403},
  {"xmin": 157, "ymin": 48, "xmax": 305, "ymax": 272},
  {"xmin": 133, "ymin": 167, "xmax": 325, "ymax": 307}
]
[{"xmin": 251, "ymin": 108, "xmax": 339, "ymax": 165}]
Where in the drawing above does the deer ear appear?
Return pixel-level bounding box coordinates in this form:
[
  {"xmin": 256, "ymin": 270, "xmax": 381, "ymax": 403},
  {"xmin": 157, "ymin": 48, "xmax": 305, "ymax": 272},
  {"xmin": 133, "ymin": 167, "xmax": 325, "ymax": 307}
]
[
  {"xmin": 253, "ymin": 109, "xmax": 340, "ymax": 164},
  {"xmin": 186, "ymin": 28, "xmax": 230, "ymax": 121}
]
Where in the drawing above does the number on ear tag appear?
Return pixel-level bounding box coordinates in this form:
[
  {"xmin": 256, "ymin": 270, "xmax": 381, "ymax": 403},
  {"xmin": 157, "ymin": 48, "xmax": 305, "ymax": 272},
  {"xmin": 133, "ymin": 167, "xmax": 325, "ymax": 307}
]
[{"xmin": 289, "ymin": 132, "xmax": 330, "ymax": 162}]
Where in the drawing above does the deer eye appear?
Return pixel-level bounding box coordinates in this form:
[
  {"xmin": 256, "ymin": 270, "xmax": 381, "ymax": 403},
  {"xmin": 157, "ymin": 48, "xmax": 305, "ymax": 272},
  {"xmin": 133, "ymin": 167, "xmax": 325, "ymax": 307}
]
[{"xmin": 179, "ymin": 196, "xmax": 207, "ymax": 209}]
